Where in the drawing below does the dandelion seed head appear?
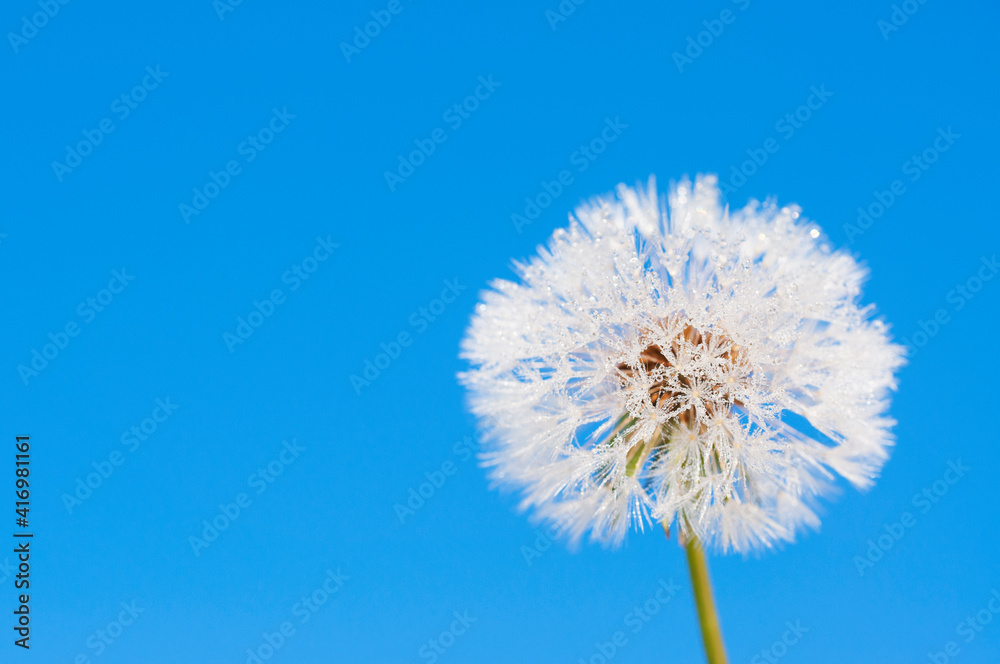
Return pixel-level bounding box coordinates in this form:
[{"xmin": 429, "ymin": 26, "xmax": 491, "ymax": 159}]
[{"xmin": 459, "ymin": 175, "xmax": 905, "ymax": 553}]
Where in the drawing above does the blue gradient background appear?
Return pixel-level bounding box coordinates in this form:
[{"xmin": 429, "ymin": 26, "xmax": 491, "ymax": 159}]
[{"xmin": 2, "ymin": 0, "xmax": 999, "ymax": 662}]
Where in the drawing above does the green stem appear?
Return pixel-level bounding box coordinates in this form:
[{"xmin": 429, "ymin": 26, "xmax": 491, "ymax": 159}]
[{"xmin": 684, "ymin": 536, "xmax": 728, "ymax": 664}]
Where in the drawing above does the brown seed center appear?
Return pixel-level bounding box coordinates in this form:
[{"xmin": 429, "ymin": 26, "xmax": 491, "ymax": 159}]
[{"xmin": 615, "ymin": 324, "xmax": 746, "ymax": 425}]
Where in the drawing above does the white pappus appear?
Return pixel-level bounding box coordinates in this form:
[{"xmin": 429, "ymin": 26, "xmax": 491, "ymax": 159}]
[{"xmin": 459, "ymin": 175, "xmax": 905, "ymax": 553}]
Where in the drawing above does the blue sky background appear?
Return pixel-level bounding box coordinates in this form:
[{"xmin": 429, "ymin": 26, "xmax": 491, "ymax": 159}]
[{"xmin": 2, "ymin": 0, "xmax": 999, "ymax": 662}]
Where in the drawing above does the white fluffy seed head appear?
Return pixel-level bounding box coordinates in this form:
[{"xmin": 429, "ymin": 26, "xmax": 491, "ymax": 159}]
[{"xmin": 459, "ymin": 175, "xmax": 905, "ymax": 553}]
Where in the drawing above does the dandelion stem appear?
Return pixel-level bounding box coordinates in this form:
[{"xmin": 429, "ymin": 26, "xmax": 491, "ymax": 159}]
[{"xmin": 684, "ymin": 536, "xmax": 728, "ymax": 664}]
